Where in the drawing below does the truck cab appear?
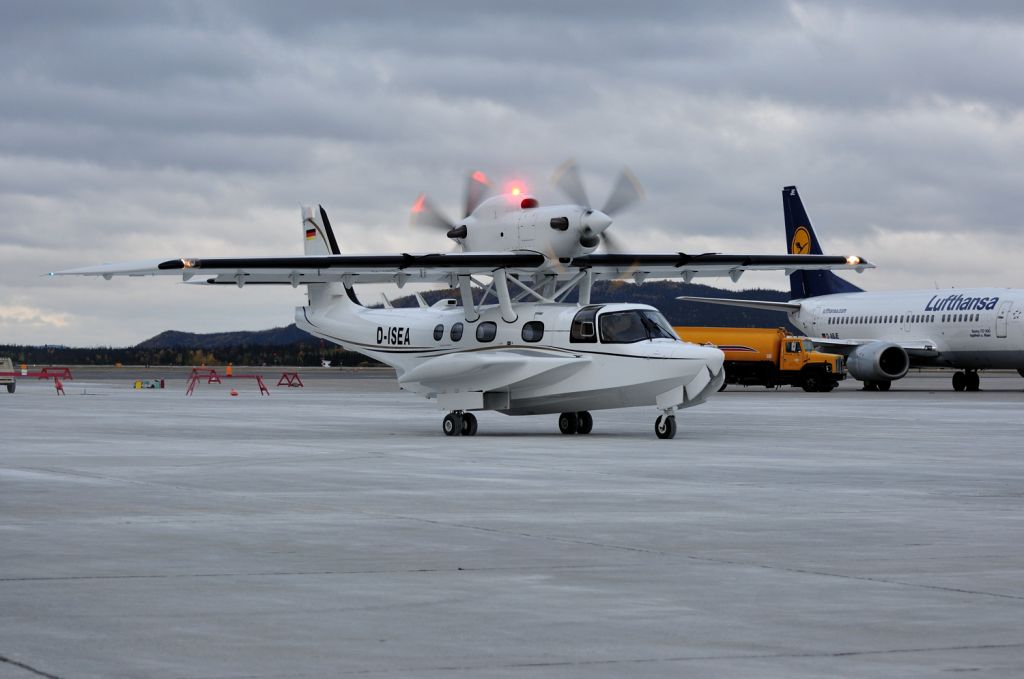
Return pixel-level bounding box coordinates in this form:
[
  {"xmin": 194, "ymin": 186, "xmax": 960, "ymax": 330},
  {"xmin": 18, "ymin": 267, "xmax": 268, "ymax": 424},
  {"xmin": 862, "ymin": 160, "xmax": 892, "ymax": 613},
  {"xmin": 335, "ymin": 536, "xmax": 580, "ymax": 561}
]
[{"xmin": 0, "ymin": 357, "xmax": 15, "ymax": 393}]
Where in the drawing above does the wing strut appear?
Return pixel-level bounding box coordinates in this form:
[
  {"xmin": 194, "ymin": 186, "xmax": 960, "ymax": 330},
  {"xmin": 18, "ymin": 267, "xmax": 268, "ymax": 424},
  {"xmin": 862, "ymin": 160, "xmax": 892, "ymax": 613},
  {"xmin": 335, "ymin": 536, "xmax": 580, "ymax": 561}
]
[
  {"xmin": 493, "ymin": 270, "xmax": 518, "ymax": 323},
  {"xmin": 458, "ymin": 275, "xmax": 480, "ymax": 322}
]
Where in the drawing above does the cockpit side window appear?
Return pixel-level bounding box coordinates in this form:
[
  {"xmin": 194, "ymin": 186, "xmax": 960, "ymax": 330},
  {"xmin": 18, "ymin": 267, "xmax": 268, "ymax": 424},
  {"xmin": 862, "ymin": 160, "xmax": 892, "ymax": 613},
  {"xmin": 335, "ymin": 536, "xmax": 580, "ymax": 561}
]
[
  {"xmin": 570, "ymin": 306, "xmax": 602, "ymax": 343},
  {"xmin": 599, "ymin": 310, "xmax": 679, "ymax": 344}
]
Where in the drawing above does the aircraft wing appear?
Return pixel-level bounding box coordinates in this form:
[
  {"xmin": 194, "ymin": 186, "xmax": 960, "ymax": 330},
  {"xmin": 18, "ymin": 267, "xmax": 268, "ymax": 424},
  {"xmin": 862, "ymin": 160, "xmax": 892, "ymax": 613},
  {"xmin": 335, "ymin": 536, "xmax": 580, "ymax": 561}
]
[
  {"xmin": 50, "ymin": 253, "xmax": 549, "ymax": 285},
  {"xmin": 52, "ymin": 252, "xmax": 870, "ymax": 286},
  {"xmin": 676, "ymin": 295, "xmax": 803, "ymax": 312},
  {"xmin": 573, "ymin": 253, "xmax": 869, "ymax": 283},
  {"xmin": 809, "ymin": 337, "xmax": 941, "ymax": 358}
]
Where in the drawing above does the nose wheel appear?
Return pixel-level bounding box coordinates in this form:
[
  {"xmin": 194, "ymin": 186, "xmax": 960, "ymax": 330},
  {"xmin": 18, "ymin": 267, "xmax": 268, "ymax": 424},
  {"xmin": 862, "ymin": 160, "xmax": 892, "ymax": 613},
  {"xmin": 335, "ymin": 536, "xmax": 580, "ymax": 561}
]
[
  {"xmin": 443, "ymin": 411, "xmax": 478, "ymax": 436},
  {"xmin": 655, "ymin": 414, "xmax": 677, "ymax": 439}
]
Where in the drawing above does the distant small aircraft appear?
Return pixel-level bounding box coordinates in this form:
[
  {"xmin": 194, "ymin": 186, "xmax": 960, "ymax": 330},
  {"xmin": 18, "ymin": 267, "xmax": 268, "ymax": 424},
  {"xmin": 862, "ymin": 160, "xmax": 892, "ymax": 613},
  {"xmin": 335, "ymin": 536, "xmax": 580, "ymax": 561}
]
[
  {"xmin": 53, "ymin": 163, "xmax": 870, "ymax": 437},
  {"xmin": 681, "ymin": 186, "xmax": 1024, "ymax": 391}
]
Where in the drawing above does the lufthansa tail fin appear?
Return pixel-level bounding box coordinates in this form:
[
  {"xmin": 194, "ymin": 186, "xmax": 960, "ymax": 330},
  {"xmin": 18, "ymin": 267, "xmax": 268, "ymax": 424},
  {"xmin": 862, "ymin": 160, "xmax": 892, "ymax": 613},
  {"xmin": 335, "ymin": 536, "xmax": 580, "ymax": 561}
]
[{"xmin": 784, "ymin": 186, "xmax": 864, "ymax": 299}]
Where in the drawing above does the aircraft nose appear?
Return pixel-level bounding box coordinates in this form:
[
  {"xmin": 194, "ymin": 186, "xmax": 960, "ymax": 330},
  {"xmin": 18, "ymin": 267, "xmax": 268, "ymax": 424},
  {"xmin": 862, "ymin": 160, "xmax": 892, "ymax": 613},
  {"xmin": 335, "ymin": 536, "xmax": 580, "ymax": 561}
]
[
  {"xmin": 581, "ymin": 209, "xmax": 612, "ymax": 234},
  {"xmin": 678, "ymin": 344, "xmax": 724, "ymax": 373},
  {"xmin": 700, "ymin": 345, "xmax": 725, "ymax": 373}
]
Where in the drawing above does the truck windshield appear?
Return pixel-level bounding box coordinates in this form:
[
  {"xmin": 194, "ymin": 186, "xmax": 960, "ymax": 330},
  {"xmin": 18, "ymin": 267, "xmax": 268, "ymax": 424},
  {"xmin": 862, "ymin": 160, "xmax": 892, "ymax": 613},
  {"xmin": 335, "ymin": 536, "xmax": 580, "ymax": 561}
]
[
  {"xmin": 802, "ymin": 340, "xmax": 814, "ymax": 352},
  {"xmin": 599, "ymin": 310, "xmax": 679, "ymax": 344}
]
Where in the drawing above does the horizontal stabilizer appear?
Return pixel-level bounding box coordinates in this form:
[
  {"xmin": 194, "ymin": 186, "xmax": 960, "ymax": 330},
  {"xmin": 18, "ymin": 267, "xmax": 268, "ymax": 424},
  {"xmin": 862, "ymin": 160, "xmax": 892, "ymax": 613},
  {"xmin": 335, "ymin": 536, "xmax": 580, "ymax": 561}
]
[{"xmin": 677, "ymin": 296, "xmax": 803, "ymax": 313}]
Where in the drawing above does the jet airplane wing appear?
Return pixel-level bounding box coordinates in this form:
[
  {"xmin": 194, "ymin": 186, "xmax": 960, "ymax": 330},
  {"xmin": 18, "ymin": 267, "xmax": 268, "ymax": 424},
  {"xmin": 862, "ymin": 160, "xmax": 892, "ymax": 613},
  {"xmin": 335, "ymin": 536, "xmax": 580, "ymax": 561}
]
[{"xmin": 809, "ymin": 337, "xmax": 940, "ymax": 358}]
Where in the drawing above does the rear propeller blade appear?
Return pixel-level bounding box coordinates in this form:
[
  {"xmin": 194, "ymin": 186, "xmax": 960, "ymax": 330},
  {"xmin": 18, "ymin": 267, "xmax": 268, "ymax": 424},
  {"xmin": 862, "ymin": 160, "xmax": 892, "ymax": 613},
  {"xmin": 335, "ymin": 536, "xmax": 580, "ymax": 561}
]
[
  {"xmin": 552, "ymin": 159, "xmax": 591, "ymax": 209},
  {"xmin": 463, "ymin": 170, "xmax": 491, "ymax": 217},
  {"xmin": 601, "ymin": 168, "xmax": 645, "ymax": 216},
  {"xmin": 410, "ymin": 193, "xmax": 454, "ymax": 232}
]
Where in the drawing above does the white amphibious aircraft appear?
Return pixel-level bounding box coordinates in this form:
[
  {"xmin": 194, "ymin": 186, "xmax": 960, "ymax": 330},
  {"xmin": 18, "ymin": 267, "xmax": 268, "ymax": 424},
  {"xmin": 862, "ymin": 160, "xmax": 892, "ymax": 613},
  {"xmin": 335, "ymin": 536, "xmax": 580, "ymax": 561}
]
[
  {"xmin": 683, "ymin": 186, "xmax": 1024, "ymax": 392},
  {"xmin": 53, "ymin": 164, "xmax": 869, "ymax": 437}
]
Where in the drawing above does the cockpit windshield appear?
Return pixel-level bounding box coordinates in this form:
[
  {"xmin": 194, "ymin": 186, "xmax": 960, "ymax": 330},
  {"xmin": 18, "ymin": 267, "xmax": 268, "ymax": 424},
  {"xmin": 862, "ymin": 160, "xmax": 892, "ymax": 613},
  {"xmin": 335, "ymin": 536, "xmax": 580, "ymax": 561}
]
[{"xmin": 599, "ymin": 310, "xmax": 679, "ymax": 344}]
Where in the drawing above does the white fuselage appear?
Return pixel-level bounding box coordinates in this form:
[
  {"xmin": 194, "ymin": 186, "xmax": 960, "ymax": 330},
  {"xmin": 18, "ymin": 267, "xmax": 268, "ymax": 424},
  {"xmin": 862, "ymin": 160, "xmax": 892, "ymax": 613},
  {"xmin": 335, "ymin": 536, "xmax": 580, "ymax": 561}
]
[
  {"xmin": 296, "ymin": 289, "xmax": 725, "ymax": 416},
  {"xmin": 790, "ymin": 288, "xmax": 1024, "ymax": 369}
]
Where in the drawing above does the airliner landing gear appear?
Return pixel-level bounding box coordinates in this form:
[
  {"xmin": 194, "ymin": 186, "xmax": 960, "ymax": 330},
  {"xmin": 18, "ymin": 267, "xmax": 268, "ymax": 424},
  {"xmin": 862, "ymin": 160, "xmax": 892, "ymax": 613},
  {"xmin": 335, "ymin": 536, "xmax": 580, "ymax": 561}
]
[
  {"xmin": 953, "ymin": 371, "xmax": 981, "ymax": 392},
  {"xmin": 443, "ymin": 411, "xmax": 478, "ymax": 436},
  {"xmin": 558, "ymin": 411, "xmax": 593, "ymax": 435},
  {"xmin": 862, "ymin": 380, "xmax": 892, "ymax": 392},
  {"xmin": 655, "ymin": 413, "xmax": 677, "ymax": 439}
]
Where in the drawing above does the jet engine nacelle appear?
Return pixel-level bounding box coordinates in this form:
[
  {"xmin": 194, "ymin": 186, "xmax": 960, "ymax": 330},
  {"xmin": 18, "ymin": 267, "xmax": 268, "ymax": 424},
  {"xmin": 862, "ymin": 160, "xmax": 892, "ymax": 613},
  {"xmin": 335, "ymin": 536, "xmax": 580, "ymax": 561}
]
[{"xmin": 845, "ymin": 341, "xmax": 910, "ymax": 382}]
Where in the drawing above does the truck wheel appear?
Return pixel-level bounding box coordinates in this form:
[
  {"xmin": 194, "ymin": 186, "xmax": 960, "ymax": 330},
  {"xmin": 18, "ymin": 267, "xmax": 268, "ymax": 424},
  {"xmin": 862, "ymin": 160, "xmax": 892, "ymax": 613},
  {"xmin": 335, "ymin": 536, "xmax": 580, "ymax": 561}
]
[
  {"xmin": 801, "ymin": 376, "xmax": 819, "ymax": 392},
  {"xmin": 818, "ymin": 382, "xmax": 837, "ymax": 393},
  {"xmin": 6, "ymin": 383, "xmax": 14, "ymax": 394}
]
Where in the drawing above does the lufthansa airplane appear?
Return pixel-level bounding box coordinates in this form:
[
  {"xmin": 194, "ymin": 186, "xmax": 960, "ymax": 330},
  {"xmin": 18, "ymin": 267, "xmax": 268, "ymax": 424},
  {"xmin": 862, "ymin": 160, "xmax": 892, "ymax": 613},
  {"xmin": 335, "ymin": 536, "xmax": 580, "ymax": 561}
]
[{"xmin": 682, "ymin": 186, "xmax": 1024, "ymax": 392}]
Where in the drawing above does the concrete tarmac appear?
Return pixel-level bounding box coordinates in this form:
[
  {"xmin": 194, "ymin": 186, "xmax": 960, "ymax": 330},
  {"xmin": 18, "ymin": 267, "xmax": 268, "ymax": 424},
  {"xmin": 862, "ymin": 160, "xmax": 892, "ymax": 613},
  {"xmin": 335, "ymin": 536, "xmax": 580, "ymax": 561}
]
[{"xmin": 1, "ymin": 369, "xmax": 1023, "ymax": 678}]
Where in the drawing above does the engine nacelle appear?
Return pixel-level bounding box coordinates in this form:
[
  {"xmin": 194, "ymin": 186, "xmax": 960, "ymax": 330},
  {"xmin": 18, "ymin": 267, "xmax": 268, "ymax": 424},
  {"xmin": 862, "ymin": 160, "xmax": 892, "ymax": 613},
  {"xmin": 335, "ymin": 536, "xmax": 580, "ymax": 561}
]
[{"xmin": 845, "ymin": 341, "xmax": 910, "ymax": 382}]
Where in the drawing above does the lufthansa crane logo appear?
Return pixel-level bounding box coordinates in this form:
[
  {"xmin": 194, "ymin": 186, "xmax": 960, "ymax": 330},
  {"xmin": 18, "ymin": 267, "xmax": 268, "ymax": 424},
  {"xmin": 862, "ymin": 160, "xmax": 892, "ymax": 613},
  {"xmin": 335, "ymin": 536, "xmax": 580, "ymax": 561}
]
[{"xmin": 790, "ymin": 226, "xmax": 810, "ymax": 254}]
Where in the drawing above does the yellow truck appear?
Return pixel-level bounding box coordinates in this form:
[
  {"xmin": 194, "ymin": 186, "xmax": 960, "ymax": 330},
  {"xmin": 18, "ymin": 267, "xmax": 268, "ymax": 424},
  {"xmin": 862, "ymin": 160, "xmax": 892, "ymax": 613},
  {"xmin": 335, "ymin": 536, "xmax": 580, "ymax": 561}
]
[
  {"xmin": 0, "ymin": 357, "xmax": 14, "ymax": 393},
  {"xmin": 674, "ymin": 327, "xmax": 845, "ymax": 392}
]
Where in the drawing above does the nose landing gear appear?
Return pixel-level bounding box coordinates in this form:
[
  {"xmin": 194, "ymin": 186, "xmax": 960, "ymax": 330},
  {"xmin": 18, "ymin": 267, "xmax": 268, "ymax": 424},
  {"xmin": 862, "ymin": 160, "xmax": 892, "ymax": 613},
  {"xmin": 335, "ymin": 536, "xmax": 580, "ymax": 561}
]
[
  {"xmin": 442, "ymin": 411, "xmax": 478, "ymax": 436},
  {"xmin": 655, "ymin": 413, "xmax": 677, "ymax": 439}
]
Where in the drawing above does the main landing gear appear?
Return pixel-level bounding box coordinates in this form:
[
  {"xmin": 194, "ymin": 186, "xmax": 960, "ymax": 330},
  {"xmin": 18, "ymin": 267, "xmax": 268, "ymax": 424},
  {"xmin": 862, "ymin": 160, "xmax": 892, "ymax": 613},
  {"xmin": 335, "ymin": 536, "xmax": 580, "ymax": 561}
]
[
  {"xmin": 442, "ymin": 411, "xmax": 478, "ymax": 436},
  {"xmin": 952, "ymin": 370, "xmax": 980, "ymax": 392},
  {"xmin": 558, "ymin": 411, "xmax": 593, "ymax": 435},
  {"xmin": 862, "ymin": 380, "xmax": 891, "ymax": 392}
]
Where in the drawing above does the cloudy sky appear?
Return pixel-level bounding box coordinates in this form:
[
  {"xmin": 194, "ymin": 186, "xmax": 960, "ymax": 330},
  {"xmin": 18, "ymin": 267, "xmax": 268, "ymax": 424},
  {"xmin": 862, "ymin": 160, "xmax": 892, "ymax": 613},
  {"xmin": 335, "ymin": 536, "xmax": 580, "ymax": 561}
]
[{"xmin": 3, "ymin": 1, "xmax": 1023, "ymax": 346}]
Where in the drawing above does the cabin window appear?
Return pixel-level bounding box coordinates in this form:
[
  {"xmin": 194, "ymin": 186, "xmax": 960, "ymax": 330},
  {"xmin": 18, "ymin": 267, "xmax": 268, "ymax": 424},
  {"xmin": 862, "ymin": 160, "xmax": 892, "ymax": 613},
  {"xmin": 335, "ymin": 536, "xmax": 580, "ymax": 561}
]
[
  {"xmin": 450, "ymin": 322, "xmax": 464, "ymax": 342},
  {"xmin": 599, "ymin": 310, "xmax": 678, "ymax": 344},
  {"xmin": 476, "ymin": 322, "xmax": 497, "ymax": 342},
  {"xmin": 433, "ymin": 324, "xmax": 444, "ymax": 341},
  {"xmin": 570, "ymin": 306, "xmax": 601, "ymax": 343},
  {"xmin": 550, "ymin": 216, "xmax": 569, "ymax": 231},
  {"xmin": 786, "ymin": 340, "xmax": 801, "ymax": 352},
  {"xmin": 521, "ymin": 321, "xmax": 544, "ymax": 343}
]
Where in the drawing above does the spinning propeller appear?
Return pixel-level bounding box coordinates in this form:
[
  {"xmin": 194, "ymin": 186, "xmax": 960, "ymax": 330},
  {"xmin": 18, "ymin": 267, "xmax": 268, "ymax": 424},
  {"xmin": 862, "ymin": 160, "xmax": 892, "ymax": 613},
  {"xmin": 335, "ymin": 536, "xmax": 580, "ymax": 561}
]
[
  {"xmin": 552, "ymin": 159, "xmax": 645, "ymax": 253},
  {"xmin": 411, "ymin": 170, "xmax": 491, "ymax": 240}
]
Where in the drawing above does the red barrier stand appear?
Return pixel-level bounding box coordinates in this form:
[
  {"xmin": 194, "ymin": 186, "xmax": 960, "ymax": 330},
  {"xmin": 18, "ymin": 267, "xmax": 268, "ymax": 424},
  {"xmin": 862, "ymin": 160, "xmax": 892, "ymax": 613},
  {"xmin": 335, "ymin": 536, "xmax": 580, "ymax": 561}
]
[{"xmin": 277, "ymin": 372, "xmax": 304, "ymax": 388}]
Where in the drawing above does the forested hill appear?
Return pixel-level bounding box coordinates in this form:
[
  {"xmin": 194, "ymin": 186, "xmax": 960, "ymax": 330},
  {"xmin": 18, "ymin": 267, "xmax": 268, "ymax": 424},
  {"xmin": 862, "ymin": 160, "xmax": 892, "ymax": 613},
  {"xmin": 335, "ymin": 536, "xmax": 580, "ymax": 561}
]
[{"xmin": 3, "ymin": 282, "xmax": 797, "ymax": 366}]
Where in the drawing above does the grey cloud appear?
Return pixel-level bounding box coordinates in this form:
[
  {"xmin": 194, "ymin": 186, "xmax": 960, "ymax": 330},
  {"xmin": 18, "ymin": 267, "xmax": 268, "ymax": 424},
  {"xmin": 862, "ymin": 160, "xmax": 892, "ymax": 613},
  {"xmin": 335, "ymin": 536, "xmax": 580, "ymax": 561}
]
[{"xmin": 2, "ymin": 1, "xmax": 1024, "ymax": 344}]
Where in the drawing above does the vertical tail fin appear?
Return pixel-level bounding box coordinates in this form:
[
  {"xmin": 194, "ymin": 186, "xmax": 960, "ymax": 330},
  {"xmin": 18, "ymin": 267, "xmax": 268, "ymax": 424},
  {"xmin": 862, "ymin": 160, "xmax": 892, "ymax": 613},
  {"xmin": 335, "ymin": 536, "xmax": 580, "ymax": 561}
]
[
  {"xmin": 302, "ymin": 204, "xmax": 342, "ymax": 256},
  {"xmin": 784, "ymin": 186, "xmax": 863, "ymax": 299},
  {"xmin": 301, "ymin": 205, "xmax": 361, "ymax": 306}
]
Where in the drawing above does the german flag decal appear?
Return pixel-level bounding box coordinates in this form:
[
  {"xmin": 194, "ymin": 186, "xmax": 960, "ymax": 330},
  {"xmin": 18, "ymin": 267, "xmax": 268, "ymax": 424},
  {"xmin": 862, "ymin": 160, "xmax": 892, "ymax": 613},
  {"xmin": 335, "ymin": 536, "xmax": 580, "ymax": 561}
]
[{"xmin": 305, "ymin": 228, "xmax": 317, "ymax": 240}]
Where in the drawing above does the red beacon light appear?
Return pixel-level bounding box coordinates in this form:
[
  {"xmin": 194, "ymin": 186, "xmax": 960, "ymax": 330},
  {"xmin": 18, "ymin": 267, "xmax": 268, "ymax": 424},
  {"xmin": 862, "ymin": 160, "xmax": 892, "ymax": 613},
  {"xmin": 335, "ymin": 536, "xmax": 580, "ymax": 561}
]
[{"xmin": 504, "ymin": 180, "xmax": 530, "ymax": 205}]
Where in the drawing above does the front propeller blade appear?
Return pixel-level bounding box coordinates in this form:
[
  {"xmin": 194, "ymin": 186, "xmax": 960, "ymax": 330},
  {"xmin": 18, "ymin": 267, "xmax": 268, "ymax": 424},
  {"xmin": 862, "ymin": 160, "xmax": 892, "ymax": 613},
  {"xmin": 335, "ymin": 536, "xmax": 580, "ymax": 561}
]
[
  {"xmin": 600, "ymin": 229, "xmax": 627, "ymax": 255},
  {"xmin": 410, "ymin": 193, "xmax": 455, "ymax": 232},
  {"xmin": 463, "ymin": 170, "xmax": 491, "ymax": 217},
  {"xmin": 552, "ymin": 159, "xmax": 591, "ymax": 208},
  {"xmin": 601, "ymin": 167, "xmax": 645, "ymax": 216}
]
